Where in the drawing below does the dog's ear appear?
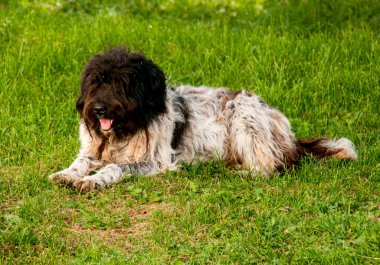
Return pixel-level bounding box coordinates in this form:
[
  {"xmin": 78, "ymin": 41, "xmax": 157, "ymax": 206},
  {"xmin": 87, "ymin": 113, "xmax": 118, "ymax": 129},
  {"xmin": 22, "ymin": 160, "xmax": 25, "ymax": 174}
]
[
  {"xmin": 141, "ymin": 59, "xmax": 167, "ymax": 113},
  {"xmin": 76, "ymin": 93, "xmax": 85, "ymax": 114},
  {"xmin": 125, "ymin": 52, "xmax": 167, "ymax": 114},
  {"xmin": 149, "ymin": 63, "xmax": 166, "ymax": 95},
  {"xmin": 76, "ymin": 70, "xmax": 93, "ymax": 115}
]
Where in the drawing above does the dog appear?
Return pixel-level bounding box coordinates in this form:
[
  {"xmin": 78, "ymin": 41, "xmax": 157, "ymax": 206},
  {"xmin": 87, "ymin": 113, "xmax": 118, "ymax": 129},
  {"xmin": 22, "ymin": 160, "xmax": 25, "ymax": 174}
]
[{"xmin": 49, "ymin": 47, "xmax": 357, "ymax": 193}]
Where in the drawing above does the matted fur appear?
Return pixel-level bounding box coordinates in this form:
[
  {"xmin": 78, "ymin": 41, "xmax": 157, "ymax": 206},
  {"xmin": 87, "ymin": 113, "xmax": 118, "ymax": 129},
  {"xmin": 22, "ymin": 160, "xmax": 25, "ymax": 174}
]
[{"xmin": 49, "ymin": 48, "xmax": 357, "ymax": 193}]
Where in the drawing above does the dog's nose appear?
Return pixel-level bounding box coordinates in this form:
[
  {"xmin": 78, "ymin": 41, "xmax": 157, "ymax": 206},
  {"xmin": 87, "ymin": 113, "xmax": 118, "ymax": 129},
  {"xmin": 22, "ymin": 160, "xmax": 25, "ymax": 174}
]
[{"xmin": 93, "ymin": 103, "xmax": 107, "ymax": 116}]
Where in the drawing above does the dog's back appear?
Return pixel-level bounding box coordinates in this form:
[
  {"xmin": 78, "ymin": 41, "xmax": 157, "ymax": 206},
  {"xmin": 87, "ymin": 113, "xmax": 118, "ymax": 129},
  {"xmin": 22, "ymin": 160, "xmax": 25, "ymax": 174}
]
[{"xmin": 174, "ymin": 86, "xmax": 357, "ymax": 175}]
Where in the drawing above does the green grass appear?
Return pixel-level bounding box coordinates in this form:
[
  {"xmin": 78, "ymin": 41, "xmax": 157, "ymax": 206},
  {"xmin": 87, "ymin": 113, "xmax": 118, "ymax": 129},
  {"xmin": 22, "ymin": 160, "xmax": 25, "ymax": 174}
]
[{"xmin": 1, "ymin": 0, "xmax": 379, "ymax": 263}]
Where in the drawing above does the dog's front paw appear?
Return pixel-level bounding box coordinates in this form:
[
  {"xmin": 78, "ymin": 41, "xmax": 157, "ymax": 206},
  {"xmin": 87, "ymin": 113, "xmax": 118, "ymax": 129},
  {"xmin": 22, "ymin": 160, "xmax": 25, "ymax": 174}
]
[
  {"xmin": 49, "ymin": 170, "xmax": 79, "ymax": 186},
  {"xmin": 74, "ymin": 178, "xmax": 98, "ymax": 193}
]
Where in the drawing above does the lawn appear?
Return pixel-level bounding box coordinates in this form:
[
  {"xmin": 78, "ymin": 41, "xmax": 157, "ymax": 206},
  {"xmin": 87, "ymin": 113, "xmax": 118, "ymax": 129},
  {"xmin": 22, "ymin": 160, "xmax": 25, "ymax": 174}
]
[{"xmin": 0, "ymin": 0, "xmax": 379, "ymax": 263}]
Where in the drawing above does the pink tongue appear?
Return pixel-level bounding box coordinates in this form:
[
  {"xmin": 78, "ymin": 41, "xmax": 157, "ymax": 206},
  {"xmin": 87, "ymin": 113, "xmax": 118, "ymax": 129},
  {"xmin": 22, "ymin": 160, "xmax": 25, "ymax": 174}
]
[{"xmin": 100, "ymin": 118, "xmax": 112, "ymax": 131}]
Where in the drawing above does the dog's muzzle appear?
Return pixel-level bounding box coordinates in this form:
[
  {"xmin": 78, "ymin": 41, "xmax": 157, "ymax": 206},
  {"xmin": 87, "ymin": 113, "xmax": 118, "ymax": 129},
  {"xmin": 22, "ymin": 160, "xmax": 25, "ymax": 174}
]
[
  {"xmin": 93, "ymin": 103, "xmax": 107, "ymax": 117},
  {"xmin": 93, "ymin": 103, "xmax": 114, "ymax": 131}
]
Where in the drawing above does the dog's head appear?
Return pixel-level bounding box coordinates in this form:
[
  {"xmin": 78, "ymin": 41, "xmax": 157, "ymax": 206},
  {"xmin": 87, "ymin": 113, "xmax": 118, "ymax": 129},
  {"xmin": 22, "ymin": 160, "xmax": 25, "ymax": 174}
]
[{"xmin": 76, "ymin": 48, "xmax": 167, "ymax": 138}]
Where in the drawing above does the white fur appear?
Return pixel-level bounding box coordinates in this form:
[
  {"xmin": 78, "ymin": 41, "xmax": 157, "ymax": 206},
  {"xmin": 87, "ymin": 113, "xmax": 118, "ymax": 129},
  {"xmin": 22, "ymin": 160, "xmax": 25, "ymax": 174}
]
[{"xmin": 49, "ymin": 85, "xmax": 357, "ymax": 192}]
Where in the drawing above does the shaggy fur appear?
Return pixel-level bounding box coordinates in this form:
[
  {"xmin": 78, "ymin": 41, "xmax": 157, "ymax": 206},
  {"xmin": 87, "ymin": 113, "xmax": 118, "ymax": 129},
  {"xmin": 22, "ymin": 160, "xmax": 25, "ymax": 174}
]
[{"xmin": 49, "ymin": 48, "xmax": 357, "ymax": 193}]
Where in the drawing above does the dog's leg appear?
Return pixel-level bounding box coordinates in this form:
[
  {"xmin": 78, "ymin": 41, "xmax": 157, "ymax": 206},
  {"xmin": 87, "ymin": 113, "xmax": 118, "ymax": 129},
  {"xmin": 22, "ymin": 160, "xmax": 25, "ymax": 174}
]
[
  {"xmin": 73, "ymin": 161, "xmax": 155, "ymax": 193},
  {"xmin": 49, "ymin": 155, "xmax": 100, "ymax": 186}
]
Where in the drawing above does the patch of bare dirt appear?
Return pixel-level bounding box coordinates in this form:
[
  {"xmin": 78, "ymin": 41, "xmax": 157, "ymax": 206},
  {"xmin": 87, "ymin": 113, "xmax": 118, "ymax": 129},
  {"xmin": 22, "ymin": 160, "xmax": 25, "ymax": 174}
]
[{"xmin": 64, "ymin": 201, "xmax": 176, "ymax": 253}]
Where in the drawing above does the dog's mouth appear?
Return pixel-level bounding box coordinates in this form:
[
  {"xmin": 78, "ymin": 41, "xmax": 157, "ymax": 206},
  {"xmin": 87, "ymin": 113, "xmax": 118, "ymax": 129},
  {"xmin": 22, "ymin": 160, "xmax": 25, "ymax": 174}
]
[{"xmin": 99, "ymin": 118, "xmax": 114, "ymax": 131}]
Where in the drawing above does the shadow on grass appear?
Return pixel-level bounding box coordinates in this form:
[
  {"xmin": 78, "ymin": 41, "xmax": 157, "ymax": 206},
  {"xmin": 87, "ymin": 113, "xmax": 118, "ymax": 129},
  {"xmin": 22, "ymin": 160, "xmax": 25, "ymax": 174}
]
[{"xmin": 50, "ymin": 0, "xmax": 380, "ymax": 34}]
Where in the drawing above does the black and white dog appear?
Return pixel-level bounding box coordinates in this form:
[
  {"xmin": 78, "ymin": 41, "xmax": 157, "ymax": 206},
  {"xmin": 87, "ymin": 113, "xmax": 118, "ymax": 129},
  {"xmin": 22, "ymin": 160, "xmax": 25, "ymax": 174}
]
[{"xmin": 49, "ymin": 48, "xmax": 357, "ymax": 193}]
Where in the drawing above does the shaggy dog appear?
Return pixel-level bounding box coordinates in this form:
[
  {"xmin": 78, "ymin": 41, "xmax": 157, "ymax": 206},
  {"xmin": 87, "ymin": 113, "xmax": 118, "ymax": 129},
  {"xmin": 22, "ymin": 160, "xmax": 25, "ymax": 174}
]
[{"xmin": 49, "ymin": 48, "xmax": 357, "ymax": 193}]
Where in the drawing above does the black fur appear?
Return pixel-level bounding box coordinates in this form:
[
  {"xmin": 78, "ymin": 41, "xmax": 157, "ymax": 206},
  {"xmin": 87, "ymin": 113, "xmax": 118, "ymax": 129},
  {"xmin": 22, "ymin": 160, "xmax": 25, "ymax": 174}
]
[
  {"xmin": 76, "ymin": 47, "xmax": 167, "ymax": 138},
  {"xmin": 171, "ymin": 94, "xmax": 188, "ymax": 149}
]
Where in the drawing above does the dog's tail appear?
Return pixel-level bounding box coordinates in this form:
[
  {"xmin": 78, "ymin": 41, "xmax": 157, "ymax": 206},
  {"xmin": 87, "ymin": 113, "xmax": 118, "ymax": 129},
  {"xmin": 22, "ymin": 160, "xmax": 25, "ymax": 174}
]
[{"xmin": 295, "ymin": 137, "xmax": 357, "ymax": 163}]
